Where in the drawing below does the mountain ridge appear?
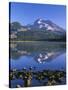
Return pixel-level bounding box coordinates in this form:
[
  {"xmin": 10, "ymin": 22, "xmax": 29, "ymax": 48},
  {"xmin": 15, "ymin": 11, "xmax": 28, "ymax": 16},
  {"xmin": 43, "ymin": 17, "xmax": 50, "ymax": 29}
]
[{"xmin": 10, "ymin": 18, "xmax": 66, "ymax": 41}]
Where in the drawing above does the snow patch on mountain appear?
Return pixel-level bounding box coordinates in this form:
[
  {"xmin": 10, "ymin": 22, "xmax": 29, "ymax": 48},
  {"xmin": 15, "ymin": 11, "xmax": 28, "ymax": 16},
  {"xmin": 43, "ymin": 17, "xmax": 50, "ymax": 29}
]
[{"xmin": 47, "ymin": 26, "xmax": 54, "ymax": 31}]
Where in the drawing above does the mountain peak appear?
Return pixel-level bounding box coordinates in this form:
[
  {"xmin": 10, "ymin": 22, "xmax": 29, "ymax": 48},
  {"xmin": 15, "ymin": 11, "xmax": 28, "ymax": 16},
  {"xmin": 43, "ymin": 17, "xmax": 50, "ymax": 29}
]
[
  {"xmin": 33, "ymin": 18, "xmax": 65, "ymax": 33},
  {"xmin": 34, "ymin": 18, "xmax": 43, "ymax": 24},
  {"xmin": 34, "ymin": 18, "xmax": 53, "ymax": 25}
]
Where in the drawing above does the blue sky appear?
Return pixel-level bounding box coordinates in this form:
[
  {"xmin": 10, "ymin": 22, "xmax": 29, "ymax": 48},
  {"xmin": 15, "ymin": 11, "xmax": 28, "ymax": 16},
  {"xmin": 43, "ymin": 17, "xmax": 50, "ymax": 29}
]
[{"xmin": 10, "ymin": 2, "xmax": 66, "ymax": 29}]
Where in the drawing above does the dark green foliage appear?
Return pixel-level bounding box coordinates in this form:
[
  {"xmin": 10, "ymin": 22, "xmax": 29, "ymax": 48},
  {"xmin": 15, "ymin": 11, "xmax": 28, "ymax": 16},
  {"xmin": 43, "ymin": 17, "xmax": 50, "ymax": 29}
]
[{"xmin": 10, "ymin": 30, "xmax": 66, "ymax": 41}]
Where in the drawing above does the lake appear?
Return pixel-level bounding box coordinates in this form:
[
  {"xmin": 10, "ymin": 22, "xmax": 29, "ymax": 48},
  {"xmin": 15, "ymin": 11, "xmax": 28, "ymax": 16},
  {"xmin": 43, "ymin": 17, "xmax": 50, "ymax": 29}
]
[{"xmin": 9, "ymin": 41, "xmax": 66, "ymax": 88}]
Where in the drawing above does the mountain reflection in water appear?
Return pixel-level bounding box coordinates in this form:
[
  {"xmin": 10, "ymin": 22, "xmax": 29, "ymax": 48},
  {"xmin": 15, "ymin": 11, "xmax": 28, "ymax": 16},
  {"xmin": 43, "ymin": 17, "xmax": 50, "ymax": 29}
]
[{"xmin": 10, "ymin": 41, "xmax": 65, "ymax": 63}]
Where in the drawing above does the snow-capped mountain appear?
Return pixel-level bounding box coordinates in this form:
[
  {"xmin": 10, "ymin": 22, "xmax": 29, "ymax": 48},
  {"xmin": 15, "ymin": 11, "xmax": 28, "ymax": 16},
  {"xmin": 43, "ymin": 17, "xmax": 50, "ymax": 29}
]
[
  {"xmin": 27, "ymin": 18, "xmax": 65, "ymax": 34},
  {"xmin": 10, "ymin": 19, "xmax": 66, "ymax": 41}
]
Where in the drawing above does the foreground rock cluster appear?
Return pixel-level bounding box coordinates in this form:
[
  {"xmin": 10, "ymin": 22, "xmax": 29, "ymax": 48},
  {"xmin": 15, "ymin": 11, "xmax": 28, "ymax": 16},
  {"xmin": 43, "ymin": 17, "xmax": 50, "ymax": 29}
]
[{"xmin": 9, "ymin": 68, "xmax": 66, "ymax": 88}]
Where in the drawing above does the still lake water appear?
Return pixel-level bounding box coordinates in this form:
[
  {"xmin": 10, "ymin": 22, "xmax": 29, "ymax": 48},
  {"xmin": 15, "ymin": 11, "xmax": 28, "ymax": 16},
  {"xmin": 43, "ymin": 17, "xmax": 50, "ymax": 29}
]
[{"xmin": 10, "ymin": 41, "xmax": 66, "ymax": 87}]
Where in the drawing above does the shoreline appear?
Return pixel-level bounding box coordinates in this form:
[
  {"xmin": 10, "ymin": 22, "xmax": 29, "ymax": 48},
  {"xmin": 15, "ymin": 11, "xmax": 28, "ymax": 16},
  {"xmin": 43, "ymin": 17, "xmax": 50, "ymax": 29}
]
[{"xmin": 10, "ymin": 40, "xmax": 66, "ymax": 43}]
